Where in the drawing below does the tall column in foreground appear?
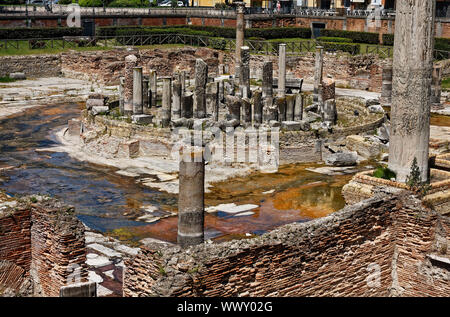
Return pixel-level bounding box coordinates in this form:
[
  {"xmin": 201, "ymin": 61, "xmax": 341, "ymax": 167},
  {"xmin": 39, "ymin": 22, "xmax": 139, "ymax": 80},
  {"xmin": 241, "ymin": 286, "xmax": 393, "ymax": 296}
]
[
  {"xmin": 177, "ymin": 148, "xmax": 205, "ymax": 248},
  {"xmin": 388, "ymin": 0, "xmax": 435, "ymax": 182}
]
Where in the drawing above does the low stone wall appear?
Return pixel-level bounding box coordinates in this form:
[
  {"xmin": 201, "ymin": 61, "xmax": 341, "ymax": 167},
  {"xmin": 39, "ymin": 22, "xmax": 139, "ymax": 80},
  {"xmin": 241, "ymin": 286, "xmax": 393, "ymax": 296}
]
[
  {"xmin": 123, "ymin": 193, "xmax": 450, "ymax": 297},
  {"xmin": 0, "ymin": 54, "xmax": 61, "ymax": 78},
  {"xmin": 0, "ymin": 197, "xmax": 88, "ymax": 297}
]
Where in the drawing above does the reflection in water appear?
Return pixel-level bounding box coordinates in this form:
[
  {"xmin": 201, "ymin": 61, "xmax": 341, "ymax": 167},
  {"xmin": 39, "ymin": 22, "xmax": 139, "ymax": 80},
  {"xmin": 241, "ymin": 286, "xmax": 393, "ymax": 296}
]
[{"xmin": 0, "ymin": 103, "xmax": 356, "ymax": 244}]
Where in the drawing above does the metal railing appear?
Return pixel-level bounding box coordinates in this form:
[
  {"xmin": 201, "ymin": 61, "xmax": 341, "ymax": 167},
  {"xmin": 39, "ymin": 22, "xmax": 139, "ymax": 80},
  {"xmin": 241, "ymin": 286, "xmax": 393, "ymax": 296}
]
[{"xmin": 0, "ymin": 33, "xmax": 447, "ymax": 60}]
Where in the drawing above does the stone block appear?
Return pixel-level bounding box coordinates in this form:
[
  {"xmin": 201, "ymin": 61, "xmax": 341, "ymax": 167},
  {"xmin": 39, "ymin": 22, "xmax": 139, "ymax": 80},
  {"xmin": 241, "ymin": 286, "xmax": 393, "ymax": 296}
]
[
  {"xmin": 86, "ymin": 99, "xmax": 104, "ymax": 110},
  {"xmin": 120, "ymin": 140, "xmax": 140, "ymax": 158},
  {"xmin": 131, "ymin": 114, "xmax": 153, "ymax": 125},
  {"xmin": 346, "ymin": 135, "xmax": 382, "ymax": 159},
  {"xmin": 325, "ymin": 152, "xmax": 358, "ymax": 167},
  {"xmin": 60, "ymin": 282, "xmax": 97, "ymax": 297},
  {"xmin": 281, "ymin": 121, "xmax": 301, "ymax": 131},
  {"xmin": 9, "ymin": 72, "xmax": 26, "ymax": 80},
  {"xmin": 68, "ymin": 119, "xmax": 82, "ymax": 137},
  {"xmin": 91, "ymin": 106, "xmax": 109, "ymax": 116}
]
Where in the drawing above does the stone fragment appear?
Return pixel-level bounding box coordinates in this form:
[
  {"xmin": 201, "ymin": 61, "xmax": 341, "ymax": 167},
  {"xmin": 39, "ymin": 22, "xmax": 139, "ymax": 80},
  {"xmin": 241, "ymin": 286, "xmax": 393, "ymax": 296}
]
[
  {"xmin": 325, "ymin": 152, "xmax": 358, "ymax": 167},
  {"xmin": 91, "ymin": 106, "xmax": 109, "ymax": 115},
  {"xmin": 9, "ymin": 72, "xmax": 26, "ymax": 80},
  {"xmin": 131, "ymin": 114, "xmax": 153, "ymax": 125}
]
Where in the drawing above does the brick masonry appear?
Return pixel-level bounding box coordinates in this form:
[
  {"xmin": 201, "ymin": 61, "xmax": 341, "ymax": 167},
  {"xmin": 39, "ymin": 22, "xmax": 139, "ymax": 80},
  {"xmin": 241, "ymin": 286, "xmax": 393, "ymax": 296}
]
[
  {"xmin": 0, "ymin": 54, "xmax": 61, "ymax": 78},
  {"xmin": 0, "ymin": 197, "xmax": 88, "ymax": 297},
  {"xmin": 123, "ymin": 193, "xmax": 450, "ymax": 297}
]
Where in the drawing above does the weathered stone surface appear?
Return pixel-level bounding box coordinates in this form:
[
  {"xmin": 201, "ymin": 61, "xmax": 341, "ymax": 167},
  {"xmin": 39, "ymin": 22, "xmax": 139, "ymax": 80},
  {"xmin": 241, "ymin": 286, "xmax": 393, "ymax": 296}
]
[
  {"xmin": 181, "ymin": 92, "xmax": 193, "ymax": 119},
  {"xmin": 325, "ymin": 152, "xmax": 358, "ymax": 167},
  {"xmin": 294, "ymin": 94, "xmax": 303, "ymax": 121},
  {"xmin": 252, "ymin": 90, "xmax": 263, "ymax": 124},
  {"xmin": 226, "ymin": 95, "xmax": 241, "ymax": 122},
  {"xmin": 119, "ymin": 140, "xmax": 140, "ymax": 158},
  {"xmin": 380, "ymin": 65, "xmax": 392, "ymax": 106},
  {"xmin": 368, "ymin": 104, "xmax": 385, "ymax": 114},
  {"xmin": 9, "ymin": 72, "xmax": 26, "ymax": 80},
  {"xmin": 131, "ymin": 114, "xmax": 153, "ymax": 125},
  {"xmin": 278, "ymin": 44, "xmax": 286, "ymax": 98},
  {"xmin": 346, "ymin": 135, "xmax": 382, "ymax": 159},
  {"xmin": 124, "ymin": 55, "xmax": 137, "ymax": 116},
  {"xmin": 285, "ymin": 94, "xmax": 295, "ymax": 121},
  {"xmin": 322, "ymin": 99, "xmax": 337, "ymax": 126},
  {"xmin": 178, "ymin": 150, "xmax": 205, "ymax": 248},
  {"xmin": 91, "ymin": 106, "xmax": 109, "ymax": 116},
  {"xmin": 86, "ymin": 99, "xmax": 104, "ymax": 110},
  {"xmin": 68, "ymin": 119, "xmax": 82, "ymax": 137},
  {"xmin": 194, "ymin": 59, "xmax": 208, "ymax": 119},
  {"xmin": 321, "ymin": 78, "xmax": 335, "ymax": 102},
  {"xmin": 172, "ymin": 79, "xmax": 182, "ymax": 120},
  {"xmin": 388, "ymin": 0, "xmax": 435, "ymax": 182},
  {"xmin": 313, "ymin": 46, "xmax": 324, "ymax": 102},
  {"xmin": 262, "ymin": 61, "xmax": 273, "ymax": 99},
  {"xmin": 161, "ymin": 77, "xmax": 171, "ymax": 128},
  {"xmin": 132, "ymin": 67, "xmax": 143, "ymax": 115},
  {"xmin": 281, "ymin": 121, "xmax": 302, "ymax": 131}
]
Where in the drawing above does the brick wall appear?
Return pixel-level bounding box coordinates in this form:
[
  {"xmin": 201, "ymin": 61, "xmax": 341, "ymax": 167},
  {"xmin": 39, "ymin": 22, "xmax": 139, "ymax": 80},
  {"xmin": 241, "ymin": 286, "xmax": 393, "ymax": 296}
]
[
  {"xmin": 0, "ymin": 209, "xmax": 31, "ymax": 273},
  {"xmin": 0, "ymin": 54, "xmax": 61, "ymax": 78},
  {"xmin": 123, "ymin": 193, "xmax": 449, "ymax": 297},
  {"xmin": 0, "ymin": 197, "xmax": 88, "ymax": 297}
]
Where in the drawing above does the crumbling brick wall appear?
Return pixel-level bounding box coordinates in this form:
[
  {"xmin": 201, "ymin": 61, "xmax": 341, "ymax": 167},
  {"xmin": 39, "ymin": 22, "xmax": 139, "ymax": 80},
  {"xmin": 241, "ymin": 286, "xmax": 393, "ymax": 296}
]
[
  {"xmin": 123, "ymin": 193, "xmax": 450, "ymax": 297},
  {"xmin": 124, "ymin": 195, "xmax": 398, "ymax": 297},
  {"xmin": 0, "ymin": 208, "xmax": 31, "ymax": 272},
  {"xmin": 30, "ymin": 199, "xmax": 88, "ymax": 297},
  {"xmin": 0, "ymin": 197, "xmax": 88, "ymax": 297}
]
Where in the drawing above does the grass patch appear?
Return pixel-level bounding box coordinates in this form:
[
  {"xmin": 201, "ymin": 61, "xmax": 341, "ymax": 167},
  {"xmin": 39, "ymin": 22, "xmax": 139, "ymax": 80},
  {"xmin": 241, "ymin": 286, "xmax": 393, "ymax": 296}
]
[
  {"xmin": 0, "ymin": 76, "xmax": 16, "ymax": 83},
  {"xmin": 442, "ymin": 77, "xmax": 450, "ymax": 90},
  {"xmin": 373, "ymin": 166, "xmax": 396, "ymax": 180}
]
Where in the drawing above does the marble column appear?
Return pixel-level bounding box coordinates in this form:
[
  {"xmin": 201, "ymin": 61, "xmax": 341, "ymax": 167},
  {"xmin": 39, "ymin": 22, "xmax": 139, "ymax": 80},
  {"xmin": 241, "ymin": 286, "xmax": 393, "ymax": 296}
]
[
  {"xmin": 294, "ymin": 93, "xmax": 303, "ymax": 121},
  {"xmin": 132, "ymin": 67, "xmax": 143, "ymax": 115},
  {"xmin": 239, "ymin": 46, "xmax": 251, "ymax": 99},
  {"xmin": 278, "ymin": 43, "xmax": 286, "ymax": 98},
  {"xmin": 149, "ymin": 70, "xmax": 157, "ymax": 108},
  {"xmin": 177, "ymin": 148, "xmax": 205, "ymax": 247},
  {"xmin": 143, "ymin": 76, "xmax": 149, "ymax": 109},
  {"xmin": 253, "ymin": 90, "xmax": 263, "ymax": 125},
  {"xmin": 124, "ymin": 55, "xmax": 137, "ymax": 116},
  {"xmin": 431, "ymin": 64, "xmax": 442, "ymax": 109},
  {"xmin": 194, "ymin": 59, "xmax": 208, "ymax": 119},
  {"xmin": 119, "ymin": 76, "xmax": 124, "ymax": 115},
  {"xmin": 388, "ymin": 0, "xmax": 435, "ymax": 182},
  {"xmin": 181, "ymin": 92, "xmax": 193, "ymax": 119},
  {"xmin": 161, "ymin": 77, "xmax": 172, "ymax": 128},
  {"xmin": 313, "ymin": 46, "xmax": 324, "ymax": 103},
  {"xmin": 262, "ymin": 60, "xmax": 273, "ymax": 100},
  {"xmin": 380, "ymin": 65, "xmax": 393, "ymax": 106},
  {"xmin": 235, "ymin": 2, "xmax": 245, "ymax": 83},
  {"xmin": 172, "ymin": 79, "xmax": 182, "ymax": 120}
]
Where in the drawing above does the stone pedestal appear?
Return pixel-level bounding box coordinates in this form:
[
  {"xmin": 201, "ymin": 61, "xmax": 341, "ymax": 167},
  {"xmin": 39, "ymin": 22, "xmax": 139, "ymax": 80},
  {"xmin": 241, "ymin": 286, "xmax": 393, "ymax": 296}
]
[
  {"xmin": 177, "ymin": 149, "xmax": 205, "ymax": 248},
  {"xmin": 313, "ymin": 46, "xmax": 324, "ymax": 103},
  {"xmin": 132, "ymin": 67, "xmax": 143, "ymax": 115},
  {"xmin": 388, "ymin": 1, "xmax": 435, "ymax": 182},
  {"xmin": 194, "ymin": 59, "xmax": 208, "ymax": 119},
  {"xmin": 278, "ymin": 44, "xmax": 286, "ymax": 98},
  {"xmin": 161, "ymin": 77, "xmax": 172, "ymax": 128}
]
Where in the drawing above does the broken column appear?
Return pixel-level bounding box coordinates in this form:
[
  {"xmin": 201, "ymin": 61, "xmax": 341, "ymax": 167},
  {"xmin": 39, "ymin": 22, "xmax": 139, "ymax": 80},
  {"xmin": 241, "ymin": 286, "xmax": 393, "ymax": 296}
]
[
  {"xmin": 124, "ymin": 55, "xmax": 137, "ymax": 116},
  {"xmin": 278, "ymin": 44, "xmax": 286, "ymax": 98},
  {"xmin": 161, "ymin": 77, "xmax": 171, "ymax": 127},
  {"xmin": 322, "ymin": 99, "xmax": 337, "ymax": 127},
  {"xmin": 226, "ymin": 95, "xmax": 241, "ymax": 124},
  {"xmin": 181, "ymin": 92, "xmax": 193, "ymax": 119},
  {"xmin": 194, "ymin": 59, "xmax": 208, "ymax": 119},
  {"xmin": 313, "ymin": 46, "xmax": 324, "ymax": 102},
  {"xmin": 235, "ymin": 1, "xmax": 245, "ymax": 84},
  {"xmin": 321, "ymin": 78, "xmax": 335, "ymax": 102},
  {"xmin": 119, "ymin": 77, "xmax": 125, "ymax": 115},
  {"xmin": 132, "ymin": 67, "xmax": 143, "ymax": 115},
  {"xmin": 388, "ymin": 0, "xmax": 435, "ymax": 182},
  {"xmin": 206, "ymin": 81, "xmax": 219, "ymax": 121},
  {"xmin": 253, "ymin": 90, "xmax": 263, "ymax": 125},
  {"xmin": 294, "ymin": 94, "xmax": 303, "ymax": 121},
  {"xmin": 143, "ymin": 76, "xmax": 149, "ymax": 108},
  {"xmin": 285, "ymin": 94, "xmax": 295, "ymax": 121},
  {"xmin": 177, "ymin": 148, "xmax": 205, "ymax": 247},
  {"xmin": 172, "ymin": 79, "xmax": 182, "ymax": 120},
  {"xmin": 149, "ymin": 70, "xmax": 157, "ymax": 108},
  {"xmin": 239, "ymin": 46, "xmax": 251, "ymax": 98},
  {"xmin": 431, "ymin": 64, "xmax": 442, "ymax": 109},
  {"xmin": 262, "ymin": 61, "xmax": 273, "ymax": 100},
  {"xmin": 380, "ymin": 65, "xmax": 393, "ymax": 106}
]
